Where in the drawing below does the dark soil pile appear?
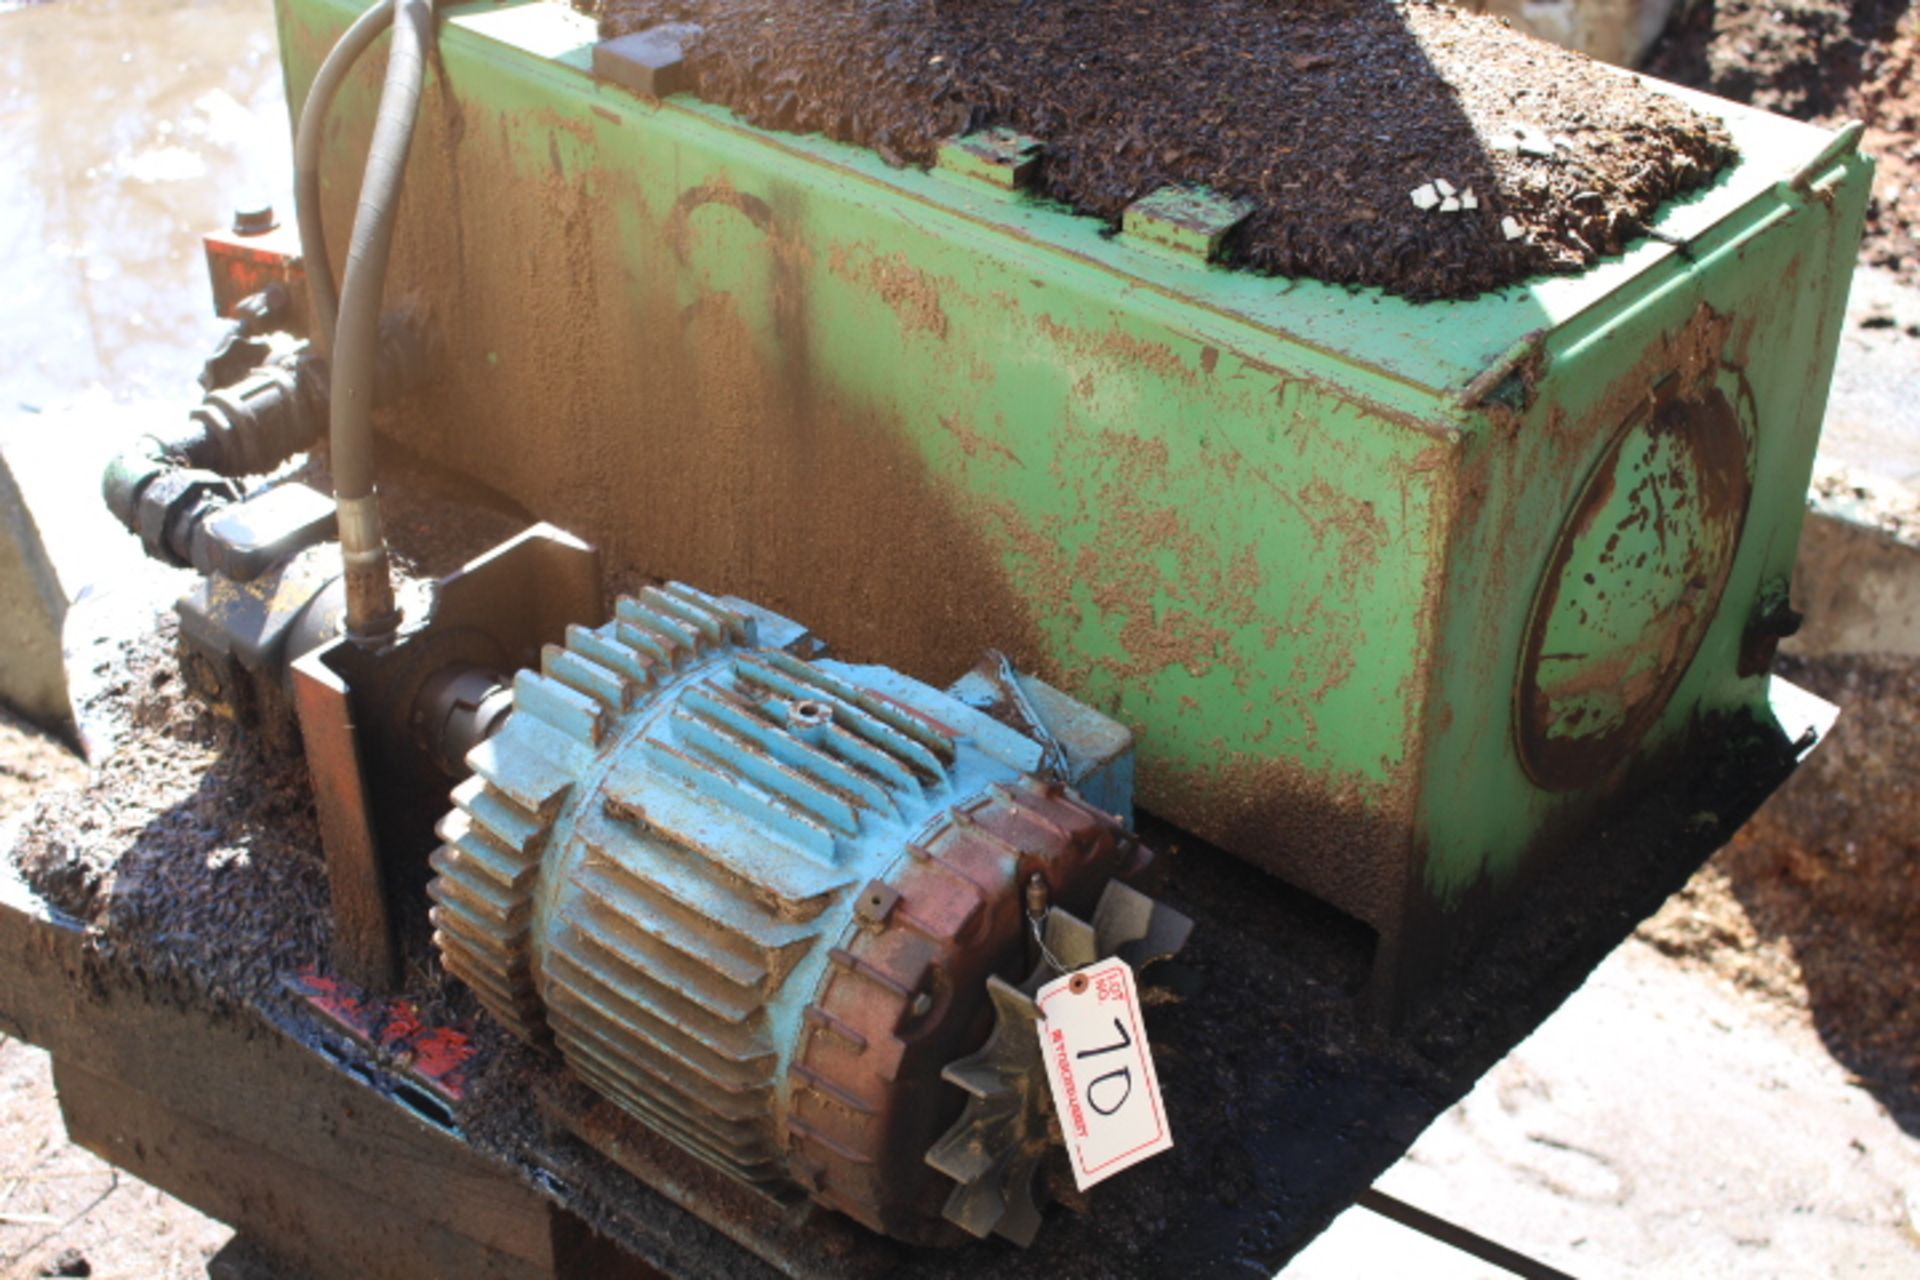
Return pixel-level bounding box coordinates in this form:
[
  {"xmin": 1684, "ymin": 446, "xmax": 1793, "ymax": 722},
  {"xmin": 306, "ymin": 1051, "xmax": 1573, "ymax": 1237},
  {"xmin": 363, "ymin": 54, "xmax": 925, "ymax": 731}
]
[
  {"xmin": 1648, "ymin": 1, "xmax": 1920, "ymax": 281},
  {"xmin": 590, "ymin": 0, "xmax": 1736, "ymax": 299}
]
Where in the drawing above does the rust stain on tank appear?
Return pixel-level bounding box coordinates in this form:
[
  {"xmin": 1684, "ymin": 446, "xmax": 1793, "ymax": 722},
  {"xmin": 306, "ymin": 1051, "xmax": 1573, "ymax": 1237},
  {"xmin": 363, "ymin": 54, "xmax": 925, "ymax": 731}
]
[
  {"xmin": 534, "ymin": 106, "xmax": 596, "ymax": 145},
  {"xmin": 936, "ymin": 412, "xmax": 1021, "ymax": 466},
  {"xmin": 1033, "ymin": 313, "xmax": 1198, "ymax": 386},
  {"xmin": 1077, "ymin": 479, "xmax": 1265, "ymax": 684},
  {"xmin": 383, "ymin": 108, "xmax": 1059, "ymax": 692},
  {"xmin": 1513, "ymin": 340, "xmax": 1753, "ymax": 791},
  {"xmin": 827, "ymin": 245, "xmax": 952, "ymax": 340},
  {"xmin": 1146, "ymin": 749, "xmax": 1416, "ymax": 936},
  {"xmin": 1249, "ymin": 468, "xmax": 1388, "ymax": 588},
  {"xmin": 664, "ymin": 175, "xmax": 775, "ymax": 262}
]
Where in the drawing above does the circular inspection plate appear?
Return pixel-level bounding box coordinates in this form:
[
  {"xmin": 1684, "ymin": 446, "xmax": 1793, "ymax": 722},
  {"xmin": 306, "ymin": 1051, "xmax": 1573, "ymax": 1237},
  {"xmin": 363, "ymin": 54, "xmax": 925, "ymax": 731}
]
[{"xmin": 1515, "ymin": 374, "xmax": 1754, "ymax": 792}]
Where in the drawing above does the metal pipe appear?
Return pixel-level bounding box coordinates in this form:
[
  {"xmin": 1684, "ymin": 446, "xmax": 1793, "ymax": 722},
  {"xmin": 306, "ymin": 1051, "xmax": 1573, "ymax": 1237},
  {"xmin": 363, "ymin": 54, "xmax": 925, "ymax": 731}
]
[
  {"xmin": 1357, "ymin": 1190, "xmax": 1577, "ymax": 1280},
  {"xmin": 101, "ymin": 356, "xmax": 326, "ymax": 565},
  {"xmin": 292, "ymin": 0, "xmax": 396, "ymax": 356},
  {"xmin": 329, "ymin": 0, "xmax": 433, "ymax": 644},
  {"xmin": 413, "ymin": 665, "xmax": 514, "ymax": 777}
]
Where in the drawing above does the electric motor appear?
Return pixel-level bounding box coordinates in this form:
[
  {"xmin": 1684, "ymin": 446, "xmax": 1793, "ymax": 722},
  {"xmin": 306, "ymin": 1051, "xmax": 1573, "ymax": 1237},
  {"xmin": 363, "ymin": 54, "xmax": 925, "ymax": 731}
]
[{"xmin": 428, "ymin": 583, "xmax": 1178, "ymax": 1244}]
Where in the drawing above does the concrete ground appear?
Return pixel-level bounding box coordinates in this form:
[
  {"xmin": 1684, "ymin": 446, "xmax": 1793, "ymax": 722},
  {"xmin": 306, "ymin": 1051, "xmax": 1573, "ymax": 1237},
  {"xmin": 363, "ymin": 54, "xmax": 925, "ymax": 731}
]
[
  {"xmin": 1825, "ymin": 266, "xmax": 1920, "ymax": 490},
  {"xmin": 1282, "ymin": 940, "xmax": 1920, "ymax": 1278},
  {"xmin": 1, "ymin": 0, "xmax": 1918, "ymax": 1277}
]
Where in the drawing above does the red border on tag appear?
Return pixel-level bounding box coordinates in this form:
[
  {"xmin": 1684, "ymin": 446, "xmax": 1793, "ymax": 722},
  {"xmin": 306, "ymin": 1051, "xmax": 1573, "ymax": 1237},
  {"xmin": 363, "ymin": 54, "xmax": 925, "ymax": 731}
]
[{"xmin": 1036, "ymin": 958, "xmax": 1167, "ymax": 1177}]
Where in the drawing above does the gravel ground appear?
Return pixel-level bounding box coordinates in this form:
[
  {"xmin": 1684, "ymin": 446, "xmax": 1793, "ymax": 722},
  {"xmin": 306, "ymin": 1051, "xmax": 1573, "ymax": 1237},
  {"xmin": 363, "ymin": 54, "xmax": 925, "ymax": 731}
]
[
  {"xmin": 0, "ymin": 711, "xmax": 82, "ymax": 822},
  {"xmin": 1824, "ymin": 266, "xmax": 1920, "ymax": 488},
  {"xmin": 0, "ymin": 1035, "xmax": 231, "ymax": 1280}
]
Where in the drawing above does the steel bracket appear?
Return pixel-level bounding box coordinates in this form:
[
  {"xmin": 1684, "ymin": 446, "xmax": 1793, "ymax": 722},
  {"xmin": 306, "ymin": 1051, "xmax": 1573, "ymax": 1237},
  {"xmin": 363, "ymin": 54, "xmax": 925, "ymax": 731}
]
[{"xmin": 294, "ymin": 524, "xmax": 601, "ymax": 989}]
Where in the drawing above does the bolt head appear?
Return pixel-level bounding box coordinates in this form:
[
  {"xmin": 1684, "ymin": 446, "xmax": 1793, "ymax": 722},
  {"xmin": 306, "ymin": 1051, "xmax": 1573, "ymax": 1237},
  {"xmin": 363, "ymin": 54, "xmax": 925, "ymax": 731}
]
[{"xmin": 232, "ymin": 201, "xmax": 277, "ymax": 236}]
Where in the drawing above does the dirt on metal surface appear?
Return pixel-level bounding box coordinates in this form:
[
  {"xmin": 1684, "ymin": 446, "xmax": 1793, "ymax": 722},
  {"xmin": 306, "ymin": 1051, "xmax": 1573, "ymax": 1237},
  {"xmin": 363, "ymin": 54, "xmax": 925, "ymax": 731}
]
[
  {"xmin": 369, "ymin": 82, "xmax": 1062, "ymax": 693},
  {"xmin": 1648, "ymin": 1, "xmax": 1920, "ymax": 283},
  {"xmin": 6, "ymin": 445, "xmax": 529, "ymax": 1011},
  {"xmin": 10, "ymin": 621, "xmax": 334, "ymax": 1008},
  {"xmin": 590, "ymin": 0, "xmax": 1735, "ymax": 300},
  {"xmin": 1514, "ymin": 369, "xmax": 1753, "ymax": 791}
]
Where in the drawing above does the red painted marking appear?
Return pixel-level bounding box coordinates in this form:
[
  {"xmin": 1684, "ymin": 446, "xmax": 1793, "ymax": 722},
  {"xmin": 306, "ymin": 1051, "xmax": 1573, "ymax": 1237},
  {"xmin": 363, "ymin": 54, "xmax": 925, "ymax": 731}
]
[
  {"xmin": 409, "ymin": 1027, "xmax": 475, "ymax": 1091},
  {"xmin": 289, "ymin": 967, "xmax": 476, "ymax": 1103},
  {"xmin": 379, "ymin": 1004, "xmax": 424, "ymax": 1047}
]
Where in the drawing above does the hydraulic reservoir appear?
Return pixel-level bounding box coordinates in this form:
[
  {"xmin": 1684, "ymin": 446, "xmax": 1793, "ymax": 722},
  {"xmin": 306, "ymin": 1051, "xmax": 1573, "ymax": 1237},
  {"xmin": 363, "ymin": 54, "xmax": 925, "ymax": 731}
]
[{"xmin": 280, "ymin": 0, "xmax": 1871, "ymax": 1004}]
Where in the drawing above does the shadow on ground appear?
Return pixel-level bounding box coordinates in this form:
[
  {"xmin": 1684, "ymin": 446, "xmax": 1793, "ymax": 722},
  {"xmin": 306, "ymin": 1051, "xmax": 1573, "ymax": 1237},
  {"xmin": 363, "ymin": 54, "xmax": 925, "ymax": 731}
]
[{"xmin": 1642, "ymin": 652, "xmax": 1920, "ymax": 1136}]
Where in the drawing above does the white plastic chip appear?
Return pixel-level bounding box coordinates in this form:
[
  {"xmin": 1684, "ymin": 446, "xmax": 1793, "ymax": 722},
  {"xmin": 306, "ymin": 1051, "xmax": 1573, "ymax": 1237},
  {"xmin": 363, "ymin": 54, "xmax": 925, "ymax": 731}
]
[
  {"xmin": 1492, "ymin": 122, "xmax": 1557, "ymax": 158},
  {"xmin": 1410, "ymin": 183, "xmax": 1439, "ymax": 211}
]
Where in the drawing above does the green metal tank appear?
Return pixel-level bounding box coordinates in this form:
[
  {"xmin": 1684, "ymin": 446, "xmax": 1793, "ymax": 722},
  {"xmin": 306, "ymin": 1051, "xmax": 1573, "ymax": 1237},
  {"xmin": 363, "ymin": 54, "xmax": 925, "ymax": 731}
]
[{"xmin": 279, "ymin": 0, "xmax": 1871, "ymax": 1005}]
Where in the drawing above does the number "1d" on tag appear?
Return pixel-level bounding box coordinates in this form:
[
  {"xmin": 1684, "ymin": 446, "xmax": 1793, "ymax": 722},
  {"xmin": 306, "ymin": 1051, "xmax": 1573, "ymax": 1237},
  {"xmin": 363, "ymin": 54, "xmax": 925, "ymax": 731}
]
[{"xmin": 1034, "ymin": 957, "xmax": 1173, "ymax": 1191}]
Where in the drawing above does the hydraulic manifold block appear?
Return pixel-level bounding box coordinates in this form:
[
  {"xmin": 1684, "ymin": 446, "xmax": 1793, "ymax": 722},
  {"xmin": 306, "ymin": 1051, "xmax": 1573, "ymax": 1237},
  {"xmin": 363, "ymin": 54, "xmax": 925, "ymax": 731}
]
[{"xmin": 428, "ymin": 583, "xmax": 1181, "ymax": 1244}]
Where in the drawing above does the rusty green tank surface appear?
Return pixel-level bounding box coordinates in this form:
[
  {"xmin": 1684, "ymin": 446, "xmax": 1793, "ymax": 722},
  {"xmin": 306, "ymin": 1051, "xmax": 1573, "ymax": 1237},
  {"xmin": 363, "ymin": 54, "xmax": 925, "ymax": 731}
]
[{"xmin": 278, "ymin": 0, "xmax": 1871, "ymax": 1003}]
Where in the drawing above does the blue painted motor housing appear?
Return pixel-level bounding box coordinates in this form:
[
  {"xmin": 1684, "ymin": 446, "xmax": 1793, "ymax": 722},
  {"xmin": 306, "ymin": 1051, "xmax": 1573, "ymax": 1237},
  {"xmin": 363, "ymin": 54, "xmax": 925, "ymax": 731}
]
[{"xmin": 427, "ymin": 581, "xmax": 1137, "ymax": 1224}]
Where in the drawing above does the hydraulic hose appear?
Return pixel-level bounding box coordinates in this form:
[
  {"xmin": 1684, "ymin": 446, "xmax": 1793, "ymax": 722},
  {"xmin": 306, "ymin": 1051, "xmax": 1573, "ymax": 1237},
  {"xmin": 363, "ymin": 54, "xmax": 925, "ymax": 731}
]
[
  {"xmin": 292, "ymin": 0, "xmax": 396, "ymax": 356},
  {"xmin": 330, "ymin": 0, "xmax": 433, "ymax": 643}
]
